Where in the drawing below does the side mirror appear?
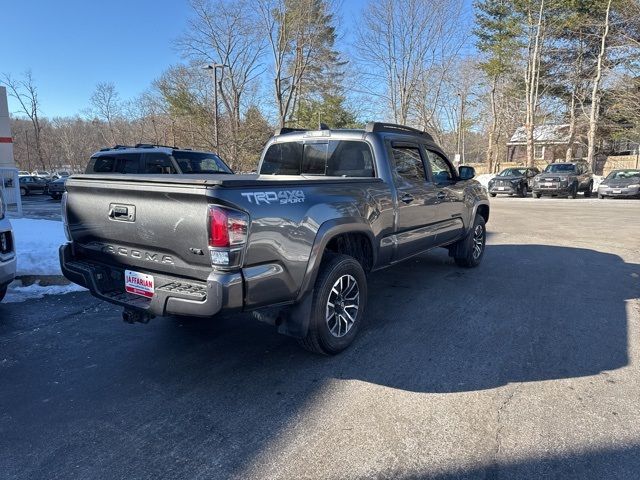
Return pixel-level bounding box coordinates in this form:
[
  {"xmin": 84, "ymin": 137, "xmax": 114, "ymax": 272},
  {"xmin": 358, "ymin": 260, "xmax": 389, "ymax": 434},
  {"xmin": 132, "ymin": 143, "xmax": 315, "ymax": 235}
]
[{"xmin": 458, "ymin": 166, "xmax": 475, "ymax": 180}]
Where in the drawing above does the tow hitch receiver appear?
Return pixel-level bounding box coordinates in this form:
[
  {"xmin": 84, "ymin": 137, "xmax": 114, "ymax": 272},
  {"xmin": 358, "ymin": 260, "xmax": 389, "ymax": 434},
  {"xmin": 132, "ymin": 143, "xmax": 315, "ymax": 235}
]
[{"xmin": 122, "ymin": 308, "xmax": 154, "ymax": 324}]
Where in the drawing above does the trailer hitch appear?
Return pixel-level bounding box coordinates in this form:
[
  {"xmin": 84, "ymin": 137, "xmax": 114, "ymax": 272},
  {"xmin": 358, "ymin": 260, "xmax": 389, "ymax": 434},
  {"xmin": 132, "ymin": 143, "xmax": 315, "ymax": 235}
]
[{"xmin": 122, "ymin": 308, "xmax": 154, "ymax": 324}]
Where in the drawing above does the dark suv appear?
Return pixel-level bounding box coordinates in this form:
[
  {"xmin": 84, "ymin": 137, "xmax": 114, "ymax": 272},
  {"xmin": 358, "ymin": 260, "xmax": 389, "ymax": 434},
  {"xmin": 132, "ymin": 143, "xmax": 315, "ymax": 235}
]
[
  {"xmin": 531, "ymin": 160, "xmax": 593, "ymax": 198},
  {"xmin": 488, "ymin": 167, "xmax": 540, "ymax": 197},
  {"xmin": 85, "ymin": 144, "xmax": 233, "ymax": 175}
]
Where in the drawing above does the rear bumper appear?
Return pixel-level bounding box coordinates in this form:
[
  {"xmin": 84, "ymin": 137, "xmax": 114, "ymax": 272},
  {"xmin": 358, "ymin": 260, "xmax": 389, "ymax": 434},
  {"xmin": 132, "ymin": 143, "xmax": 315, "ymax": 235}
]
[{"xmin": 59, "ymin": 243, "xmax": 243, "ymax": 317}]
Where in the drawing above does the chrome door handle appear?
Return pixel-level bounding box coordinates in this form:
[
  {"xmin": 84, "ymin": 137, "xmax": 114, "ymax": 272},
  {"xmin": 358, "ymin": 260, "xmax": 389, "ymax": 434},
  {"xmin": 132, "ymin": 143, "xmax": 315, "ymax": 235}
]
[{"xmin": 400, "ymin": 194, "xmax": 414, "ymax": 204}]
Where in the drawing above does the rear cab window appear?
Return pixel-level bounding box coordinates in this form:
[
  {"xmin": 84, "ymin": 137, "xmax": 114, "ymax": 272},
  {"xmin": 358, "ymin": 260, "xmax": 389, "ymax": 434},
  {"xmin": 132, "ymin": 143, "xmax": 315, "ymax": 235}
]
[{"xmin": 260, "ymin": 140, "xmax": 375, "ymax": 177}]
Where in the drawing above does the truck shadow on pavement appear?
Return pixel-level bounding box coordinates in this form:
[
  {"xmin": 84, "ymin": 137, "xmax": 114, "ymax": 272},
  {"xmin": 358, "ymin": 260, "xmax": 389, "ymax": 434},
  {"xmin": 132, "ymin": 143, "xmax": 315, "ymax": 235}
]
[{"xmin": 1, "ymin": 244, "xmax": 638, "ymax": 479}]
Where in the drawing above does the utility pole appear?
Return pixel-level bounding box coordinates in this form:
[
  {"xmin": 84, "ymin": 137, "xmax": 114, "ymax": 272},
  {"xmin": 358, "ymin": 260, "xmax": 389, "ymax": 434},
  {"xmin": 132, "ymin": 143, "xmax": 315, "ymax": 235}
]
[{"xmin": 204, "ymin": 64, "xmax": 226, "ymax": 150}]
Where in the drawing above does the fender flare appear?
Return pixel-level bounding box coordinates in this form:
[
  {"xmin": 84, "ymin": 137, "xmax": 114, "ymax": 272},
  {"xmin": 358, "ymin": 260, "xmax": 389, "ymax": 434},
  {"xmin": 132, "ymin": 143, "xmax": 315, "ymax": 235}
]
[{"xmin": 296, "ymin": 217, "xmax": 377, "ymax": 303}]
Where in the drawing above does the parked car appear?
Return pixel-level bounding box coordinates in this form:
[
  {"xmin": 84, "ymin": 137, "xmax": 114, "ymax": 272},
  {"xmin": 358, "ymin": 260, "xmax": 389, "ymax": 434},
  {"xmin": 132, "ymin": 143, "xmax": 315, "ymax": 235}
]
[
  {"xmin": 487, "ymin": 167, "xmax": 540, "ymax": 197},
  {"xmin": 531, "ymin": 160, "xmax": 593, "ymax": 198},
  {"xmin": 31, "ymin": 170, "xmax": 52, "ymax": 179},
  {"xmin": 18, "ymin": 171, "xmax": 30, "ymax": 177},
  {"xmin": 61, "ymin": 122, "xmax": 490, "ymax": 354},
  {"xmin": 48, "ymin": 176, "xmax": 67, "ymax": 200},
  {"xmin": 18, "ymin": 175, "xmax": 49, "ymax": 196},
  {"xmin": 597, "ymin": 169, "xmax": 640, "ymax": 199},
  {"xmin": 0, "ymin": 192, "xmax": 16, "ymax": 302},
  {"xmin": 85, "ymin": 144, "xmax": 233, "ymax": 175},
  {"xmin": 52, "ymin": 171, "xmax": 71, "ymax": 180}
]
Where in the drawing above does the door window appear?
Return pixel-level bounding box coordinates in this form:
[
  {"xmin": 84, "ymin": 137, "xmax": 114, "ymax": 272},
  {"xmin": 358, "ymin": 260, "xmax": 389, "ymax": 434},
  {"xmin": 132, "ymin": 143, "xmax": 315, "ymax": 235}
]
[
  {"xmin": 426, "ymin": 150, "xmax": 456, "ymax": 184},
  {"xmin": 143, "ymin": 153, "xmax": 176, "ymax": 174},
  {"xmin": 391, "ymin": 145, "xmax": 426, "ymax": 181}
]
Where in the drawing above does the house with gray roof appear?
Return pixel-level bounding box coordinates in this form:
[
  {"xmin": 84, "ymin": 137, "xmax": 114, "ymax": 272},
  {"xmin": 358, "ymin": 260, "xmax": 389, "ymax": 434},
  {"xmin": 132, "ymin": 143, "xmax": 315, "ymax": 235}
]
[{"xmin": 506, "ymin": 124, "xmax": 579, "ymax": 164}]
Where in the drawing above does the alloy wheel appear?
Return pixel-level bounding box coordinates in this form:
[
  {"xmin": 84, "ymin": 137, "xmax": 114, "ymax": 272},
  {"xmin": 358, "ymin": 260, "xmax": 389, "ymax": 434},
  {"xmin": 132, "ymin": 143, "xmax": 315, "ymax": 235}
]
[{"xmin": 326, "ymin": 274, "xmax": 360, "ymax": 338}]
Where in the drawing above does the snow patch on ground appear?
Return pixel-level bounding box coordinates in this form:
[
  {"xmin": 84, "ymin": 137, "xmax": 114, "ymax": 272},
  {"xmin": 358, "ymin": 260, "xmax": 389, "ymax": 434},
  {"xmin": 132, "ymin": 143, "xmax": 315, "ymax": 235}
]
[
  {"xmin": 4, "ymin": 280, "xmax": 86, "ymax": 303},
  {"xmin": 10, "ymin": 218, "xmax": 66, "ymax": 276},
  {"xmin": 475, "ymin": 174, "xmax": 495, "ymax": 190}
]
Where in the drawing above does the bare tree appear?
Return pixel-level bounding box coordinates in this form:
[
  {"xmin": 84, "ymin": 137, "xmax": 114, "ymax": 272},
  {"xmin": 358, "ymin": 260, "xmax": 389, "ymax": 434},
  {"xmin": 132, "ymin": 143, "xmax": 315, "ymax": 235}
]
[
  {"xmin": 258, "ymin": 0, "xmax": 339, "ymax": 128},
  {"xmin": 586, "ymin": 0, "xmax": 613, "ymax": 170},
  {"xmin": 89, "ymin": 82, "xmax": 122, "ymax": 145},
  {"xmin": 523, "ymin": 0, "xmax": 545, "ymax": 167},
  {"xmin": 178, "ymin": 0, "xmax": 265, "ymax": 132},
  {"xmin": 353, "ymin": 0, "xmax": 465, "ymax": 126},
  {"xmin": 1, "ymin": 70, "xmax": 47, "ymax": 169}
]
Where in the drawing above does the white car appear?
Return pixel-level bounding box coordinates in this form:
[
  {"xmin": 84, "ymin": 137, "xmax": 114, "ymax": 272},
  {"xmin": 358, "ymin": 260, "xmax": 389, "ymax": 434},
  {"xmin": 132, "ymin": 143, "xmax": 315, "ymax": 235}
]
[{"xmin": 0, "ymin": 191, "xmax": 16, "ymax": 302}]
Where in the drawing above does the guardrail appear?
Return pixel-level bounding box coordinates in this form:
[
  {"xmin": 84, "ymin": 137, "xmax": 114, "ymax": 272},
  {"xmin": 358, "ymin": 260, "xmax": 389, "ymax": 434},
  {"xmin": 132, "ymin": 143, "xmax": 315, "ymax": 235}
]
[{"xmin": 0, "ymin": 168, "xmax": 22, "ymax": 217}]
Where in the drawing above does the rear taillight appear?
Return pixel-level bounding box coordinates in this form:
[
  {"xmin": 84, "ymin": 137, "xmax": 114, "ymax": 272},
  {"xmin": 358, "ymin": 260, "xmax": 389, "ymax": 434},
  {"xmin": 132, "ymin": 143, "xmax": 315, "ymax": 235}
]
[{"xmin": 208, "ymin": 206, "xmax": 249, "ymax": 268}]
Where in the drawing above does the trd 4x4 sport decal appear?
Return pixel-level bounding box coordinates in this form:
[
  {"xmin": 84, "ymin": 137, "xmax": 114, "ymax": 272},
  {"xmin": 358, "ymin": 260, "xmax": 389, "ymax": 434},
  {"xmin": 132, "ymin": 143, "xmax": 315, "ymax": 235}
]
[{"xmin": 241, "ymin": 190, "xmax": 305, "ymax": 205}]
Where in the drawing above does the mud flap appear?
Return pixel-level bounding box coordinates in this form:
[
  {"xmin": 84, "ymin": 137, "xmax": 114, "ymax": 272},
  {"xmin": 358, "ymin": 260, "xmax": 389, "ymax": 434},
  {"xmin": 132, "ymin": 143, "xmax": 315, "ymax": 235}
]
[{"xmin": 277, "ymin": 291, "xmax": 314, "ymax": 338}]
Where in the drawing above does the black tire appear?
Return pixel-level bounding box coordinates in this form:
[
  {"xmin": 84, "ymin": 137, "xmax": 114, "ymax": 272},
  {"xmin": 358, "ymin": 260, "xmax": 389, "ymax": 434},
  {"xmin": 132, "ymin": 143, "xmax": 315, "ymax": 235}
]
[
  {"xmin": 19, "ymin": 187, "xmax": 27, "ymax": 197},
  {"xmin": 598, "ymin": 194, "xmax": 605, "ymax": 199},
  {"xmin": 584, "ymin": 181, "xmax": 593, "ymax": 197},
  {"xmin": 489, "ymin": 193, "xmax": 497, "ymax": 197},
  {"xmin": 0, "ymin": 285, "xmax": 6, "ymax": 303},
  {"xmin": 533, "ymin": 192, "xmax": 542, "ymax": 198},
  {"xmin": 452, "ymin": 214, "xmax": 487, "ymax": 268},
  {"xmin": 569, "ymin": 183, "xmax": 578, "ymax": 199},
  {"xmin": 299, "ymin": 254, "xmax": 367, "ymax": 355},
  {"xmin": 518, "ymin": 184, "xmax": 527, "ymax": 197}
]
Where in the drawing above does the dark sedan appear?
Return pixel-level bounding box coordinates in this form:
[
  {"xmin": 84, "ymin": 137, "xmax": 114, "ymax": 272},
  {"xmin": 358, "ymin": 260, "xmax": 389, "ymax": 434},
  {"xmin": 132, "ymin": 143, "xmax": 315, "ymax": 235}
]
[
  {"xmin": 18, "ymin": 176, "xmax": 49, "ymax": 196},
  {"xmin": 488, "ymin": 167, "xmax": 540, "ymax": 197},
  {"xmin": 597, "ymin": 169, "xmax": 640, "ymax": 199},
  {"xmin": 47, "ymin": 176, "xmax": 67, "ymax": 200}
]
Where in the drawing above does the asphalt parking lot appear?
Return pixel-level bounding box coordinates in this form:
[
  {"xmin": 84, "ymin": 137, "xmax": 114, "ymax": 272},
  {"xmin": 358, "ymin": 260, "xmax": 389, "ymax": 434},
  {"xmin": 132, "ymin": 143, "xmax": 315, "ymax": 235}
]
[
  {"xmin": 1, "ymin": 197, "xmax": 639, "ymax": 479},
  {"xmin": 18, "ymin": 193, "xmax": 62, "ymax": 221}
]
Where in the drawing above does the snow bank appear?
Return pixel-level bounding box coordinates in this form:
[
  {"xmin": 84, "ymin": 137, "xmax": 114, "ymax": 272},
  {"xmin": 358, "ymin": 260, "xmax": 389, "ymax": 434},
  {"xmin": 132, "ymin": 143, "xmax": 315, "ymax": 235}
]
[
  {"xmin": 4, "ymin": 280, "xmax": 85, "ymax": 303},
  {"xmin": 10, "ymin": 218, "xmax": 66, "ymax": 276}
]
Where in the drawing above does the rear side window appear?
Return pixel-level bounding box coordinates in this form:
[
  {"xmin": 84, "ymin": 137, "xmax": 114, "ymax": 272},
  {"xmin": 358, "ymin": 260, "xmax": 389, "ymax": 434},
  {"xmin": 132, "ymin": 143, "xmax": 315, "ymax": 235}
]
[
  {"xmin": 86, "ymin": 154, "xmax": 141, "ymax": 174},
  {"xmin": 172, "ymin": 151, "xmax": 233, "ymax": 174},
  {"xmin": 260, "ymin": 140, "xmax": 374, "ymax": 177},
  {"xmin": 143, "ymin": 153, "xmax": 176, "ymax": 174}
]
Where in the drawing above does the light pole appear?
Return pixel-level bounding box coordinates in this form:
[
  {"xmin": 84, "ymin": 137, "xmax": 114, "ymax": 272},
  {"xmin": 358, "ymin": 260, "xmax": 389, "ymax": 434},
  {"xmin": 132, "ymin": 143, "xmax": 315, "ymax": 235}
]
[{"xmin": 203, "ymin": 63, "xmax": 226, "ymax": 150}]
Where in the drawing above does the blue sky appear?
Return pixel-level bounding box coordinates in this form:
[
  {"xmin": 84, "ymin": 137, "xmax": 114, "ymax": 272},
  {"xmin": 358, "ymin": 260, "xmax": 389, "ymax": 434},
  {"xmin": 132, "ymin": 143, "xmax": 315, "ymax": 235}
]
[{"xmin": 1, "ymin": 0, "xmax": 470, "ymax": 118}]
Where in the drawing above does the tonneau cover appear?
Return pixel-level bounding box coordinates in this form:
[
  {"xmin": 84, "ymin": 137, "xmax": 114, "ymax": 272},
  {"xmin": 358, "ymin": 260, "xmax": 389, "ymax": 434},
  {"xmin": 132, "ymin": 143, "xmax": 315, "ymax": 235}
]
[{"xmin": 67, "ymin": 173, "xmax": 383, "ymax": 188}]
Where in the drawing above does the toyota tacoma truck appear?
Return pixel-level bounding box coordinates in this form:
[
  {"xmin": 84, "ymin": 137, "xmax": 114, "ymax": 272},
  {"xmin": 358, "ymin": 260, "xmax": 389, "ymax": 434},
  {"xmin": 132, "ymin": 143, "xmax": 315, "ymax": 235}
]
[{"xmin": 60, "ymin": 123, "xmax": 490, "ymax": 354}]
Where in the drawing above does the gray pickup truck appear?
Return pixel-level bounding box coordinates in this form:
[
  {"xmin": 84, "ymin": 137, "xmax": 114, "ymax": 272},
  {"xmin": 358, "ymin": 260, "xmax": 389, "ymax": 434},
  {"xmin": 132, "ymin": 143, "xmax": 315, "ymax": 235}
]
[{"xmin": 60, "ymin": 123, "xmax": 489, "ymax": 354}]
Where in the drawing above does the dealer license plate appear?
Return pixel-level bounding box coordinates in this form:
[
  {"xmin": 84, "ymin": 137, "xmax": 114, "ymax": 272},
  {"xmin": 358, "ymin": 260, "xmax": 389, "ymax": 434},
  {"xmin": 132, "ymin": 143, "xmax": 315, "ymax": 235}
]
[
  {"xmin": 125, "ymin": 270, "xmax": 155, "ymax": 298},
  {"xmin": 543, "ymin": 182, "xmax": 553, "ymax": 187},
  {"xmin": 613, "ymin": 189, "xmax": 622, "ymax": 194},
  {"xmin": 498, "ymin": 186, "xmax": 505, "ymax": 190}
]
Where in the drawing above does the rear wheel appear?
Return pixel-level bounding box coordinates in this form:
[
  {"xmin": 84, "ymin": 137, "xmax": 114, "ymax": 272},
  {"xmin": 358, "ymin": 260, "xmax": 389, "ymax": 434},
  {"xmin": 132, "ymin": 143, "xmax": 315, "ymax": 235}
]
[
  {"xmin": 533, "ymin": 192, "xmax": 542, "ymax": 198},
  {"xmin": 598, "ymin": 194, "xmax": 605, "ymax": 199},
  {"xmin": 584, "ymin": 181, "xmax": 593, "ymax": 197},
  {"xmin": 451, "ymin": 214, "xmax": 486, "ymax": 268},
  {"xmin": 569, "ymin": 183, "xmax": 578, "ymax": 199},
  {"xmin": 299, "ymin": 254, "xmax": 368, "ymax": 355},
  {"xmin": 518, "ymin": 184, "xmax": 527, "ymax": 197},
  {"xmin": 489, "ymin": 192, "xmax": 496, "ymax": 197},
  {"xmin": 19, "ymin": 187, "xmax": 27, "ymax": 196}
]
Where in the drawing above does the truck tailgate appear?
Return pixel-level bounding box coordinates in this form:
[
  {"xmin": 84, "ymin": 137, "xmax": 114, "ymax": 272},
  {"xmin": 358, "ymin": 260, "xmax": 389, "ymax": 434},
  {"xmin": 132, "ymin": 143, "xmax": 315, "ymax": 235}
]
[{"xmin": 65, "ymin": 176, "xmax": 216, "ymax": 281}]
